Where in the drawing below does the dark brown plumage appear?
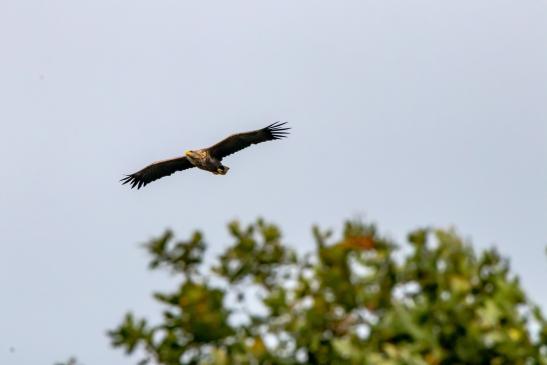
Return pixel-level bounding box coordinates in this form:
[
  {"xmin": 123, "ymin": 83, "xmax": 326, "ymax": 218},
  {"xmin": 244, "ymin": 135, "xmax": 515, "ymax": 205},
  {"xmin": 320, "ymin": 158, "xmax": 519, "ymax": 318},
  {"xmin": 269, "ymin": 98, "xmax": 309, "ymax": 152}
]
[
  {"xmin": 121, "ymin": 122, "xmax": 290, "ymax": 189},
  {"xmin": 207, "ymin": 122, "xmax": 290, "ymax": 159},
  {"xmin": 120, "ymin": 156, "xmax": 194, "ymax": 189}
]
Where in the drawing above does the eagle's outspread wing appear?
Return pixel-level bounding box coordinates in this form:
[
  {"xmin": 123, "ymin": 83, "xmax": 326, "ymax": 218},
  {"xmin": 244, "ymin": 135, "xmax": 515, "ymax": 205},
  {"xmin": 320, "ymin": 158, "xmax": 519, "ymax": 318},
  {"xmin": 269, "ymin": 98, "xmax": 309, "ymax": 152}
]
[
  {"xmin": 206, "ymin": 122, "xmax": 290, "ymax": 160},
  {"xmin": 120, "ymin": 156, "xmax": 194, "ymax": 189}
]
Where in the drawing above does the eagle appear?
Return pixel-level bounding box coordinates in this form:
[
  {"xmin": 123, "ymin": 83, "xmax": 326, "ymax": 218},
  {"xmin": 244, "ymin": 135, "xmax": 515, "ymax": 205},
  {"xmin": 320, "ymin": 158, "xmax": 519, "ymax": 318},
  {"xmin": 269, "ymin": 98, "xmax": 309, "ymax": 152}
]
[{"xmin": 121, "ymin": 122, "xmax": 290, "ymax": 189}]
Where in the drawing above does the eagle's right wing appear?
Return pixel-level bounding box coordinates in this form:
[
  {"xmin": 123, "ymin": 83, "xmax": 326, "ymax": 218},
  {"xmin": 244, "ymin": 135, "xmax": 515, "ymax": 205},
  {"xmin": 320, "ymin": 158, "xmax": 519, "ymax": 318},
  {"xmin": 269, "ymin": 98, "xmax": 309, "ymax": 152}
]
[
  {"xmin": 121, "ymin": 156, "xmax": 194, "ymax": 189},
  {"xmin": 206, "ymin": 122, "xmax": 290, "ymax": 160}
]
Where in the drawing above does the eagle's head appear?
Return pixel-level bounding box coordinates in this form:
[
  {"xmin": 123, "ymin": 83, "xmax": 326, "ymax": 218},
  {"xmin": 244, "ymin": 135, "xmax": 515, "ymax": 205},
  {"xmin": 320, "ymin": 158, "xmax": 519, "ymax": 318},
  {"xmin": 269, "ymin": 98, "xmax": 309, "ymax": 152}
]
[
  {"xmin": 185, "ymin": 150, "xmax": 203, "ymax": 158},
  {"xmin": 185, "ymin": 150, "xmax": 207, "ymax": 164},
  {"xmin": 184, "ymin": 150, "xmax": 197, "ymax": 164}
]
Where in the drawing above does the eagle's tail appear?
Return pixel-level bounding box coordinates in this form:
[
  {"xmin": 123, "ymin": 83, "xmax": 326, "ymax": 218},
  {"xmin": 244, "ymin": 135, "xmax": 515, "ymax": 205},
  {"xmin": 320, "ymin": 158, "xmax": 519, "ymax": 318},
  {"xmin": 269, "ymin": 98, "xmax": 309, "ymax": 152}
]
[{"xmin": 216, "ymin": 165, "xmax": 230, "ymax": 175}]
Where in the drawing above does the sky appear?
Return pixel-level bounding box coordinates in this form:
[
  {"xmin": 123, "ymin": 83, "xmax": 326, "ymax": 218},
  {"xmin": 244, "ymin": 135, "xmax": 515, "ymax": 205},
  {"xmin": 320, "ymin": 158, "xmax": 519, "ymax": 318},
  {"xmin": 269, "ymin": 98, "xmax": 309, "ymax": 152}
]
[{"xmin": 0, "ymin": 1, "xmax": 546, "ymax": 364}]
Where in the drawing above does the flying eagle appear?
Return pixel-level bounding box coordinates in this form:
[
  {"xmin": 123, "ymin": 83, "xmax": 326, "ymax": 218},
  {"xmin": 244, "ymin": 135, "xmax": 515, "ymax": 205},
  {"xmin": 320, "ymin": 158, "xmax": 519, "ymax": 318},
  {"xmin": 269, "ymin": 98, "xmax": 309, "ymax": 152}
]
[{"xmin": 121, "ymin": 122, "xmax": 290, "ymax": 189}]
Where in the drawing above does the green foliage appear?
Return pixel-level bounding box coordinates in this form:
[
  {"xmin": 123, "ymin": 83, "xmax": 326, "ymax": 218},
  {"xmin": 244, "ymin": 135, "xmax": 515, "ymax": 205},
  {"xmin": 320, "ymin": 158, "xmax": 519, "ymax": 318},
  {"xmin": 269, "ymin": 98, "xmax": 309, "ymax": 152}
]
[{"xmin": 109, "ymin": 219, "xmax": 547, "ymax": 365}]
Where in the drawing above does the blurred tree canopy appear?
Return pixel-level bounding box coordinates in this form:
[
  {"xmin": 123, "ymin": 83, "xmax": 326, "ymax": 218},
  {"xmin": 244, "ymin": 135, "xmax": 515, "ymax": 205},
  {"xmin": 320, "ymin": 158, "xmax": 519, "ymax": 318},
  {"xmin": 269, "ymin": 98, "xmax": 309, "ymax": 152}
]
[{"xmin": 109, "ymin": 219, "xmax": 547, "ymax": 365}]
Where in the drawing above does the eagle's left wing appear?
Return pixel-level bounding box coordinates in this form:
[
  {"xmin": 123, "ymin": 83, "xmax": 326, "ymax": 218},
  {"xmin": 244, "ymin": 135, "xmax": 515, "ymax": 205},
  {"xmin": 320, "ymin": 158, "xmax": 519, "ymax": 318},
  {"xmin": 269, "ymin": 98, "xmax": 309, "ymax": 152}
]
[
  {"xmin": 206, "ymin": 122, "xmax": 290, "ymax": 160},
  {"xmin": 121, "ymin": 156, "xmax": 194, "ymax": 189}
]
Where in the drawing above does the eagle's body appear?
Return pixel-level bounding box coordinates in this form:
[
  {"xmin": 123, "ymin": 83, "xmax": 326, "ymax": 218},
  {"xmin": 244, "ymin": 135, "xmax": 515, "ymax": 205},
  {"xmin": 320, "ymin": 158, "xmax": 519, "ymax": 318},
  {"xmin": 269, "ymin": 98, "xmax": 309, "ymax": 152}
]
[
  {"xmin": 121, "ymin": 122, "xmax": 289, "ymax": 189},
  {"xmin": 184, "ymin": 149, "xmax": 229, "ymax": 175}
]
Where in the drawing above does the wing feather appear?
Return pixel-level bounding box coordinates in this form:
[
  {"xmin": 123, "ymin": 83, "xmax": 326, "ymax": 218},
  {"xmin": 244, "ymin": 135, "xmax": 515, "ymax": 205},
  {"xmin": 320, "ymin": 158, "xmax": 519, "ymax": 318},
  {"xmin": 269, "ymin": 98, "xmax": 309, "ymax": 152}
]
[
  {"xmin": 121, "ymin": 156, "xmax": 194, "ymax": 189},
  {"xmin": 206, "ymin": 122, "xmax": 290, "ymax": 160}
]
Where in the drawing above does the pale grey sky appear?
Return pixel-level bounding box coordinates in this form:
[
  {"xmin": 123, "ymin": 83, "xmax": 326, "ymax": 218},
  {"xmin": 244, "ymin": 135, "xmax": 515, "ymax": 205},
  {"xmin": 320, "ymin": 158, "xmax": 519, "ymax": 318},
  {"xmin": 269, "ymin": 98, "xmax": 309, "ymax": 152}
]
[{"xmin": 0, "ymin": 1, "xmax": 546, "ymax": 364}]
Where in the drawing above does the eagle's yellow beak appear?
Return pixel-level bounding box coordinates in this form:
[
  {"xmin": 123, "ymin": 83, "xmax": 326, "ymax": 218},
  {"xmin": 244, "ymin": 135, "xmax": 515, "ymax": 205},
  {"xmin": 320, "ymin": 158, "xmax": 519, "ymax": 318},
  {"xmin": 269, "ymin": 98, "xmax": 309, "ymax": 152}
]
[{"xmin": 184, "ymin": 150, "xmax": 191, "ymax": 157}]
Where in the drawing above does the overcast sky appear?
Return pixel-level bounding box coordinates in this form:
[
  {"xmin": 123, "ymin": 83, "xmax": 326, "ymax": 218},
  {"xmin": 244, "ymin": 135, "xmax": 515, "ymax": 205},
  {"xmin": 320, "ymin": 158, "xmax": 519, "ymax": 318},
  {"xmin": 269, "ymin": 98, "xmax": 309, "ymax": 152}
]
[{"xmin": 0, "ymin": 1, "xmax": 546, "ymax": 364}]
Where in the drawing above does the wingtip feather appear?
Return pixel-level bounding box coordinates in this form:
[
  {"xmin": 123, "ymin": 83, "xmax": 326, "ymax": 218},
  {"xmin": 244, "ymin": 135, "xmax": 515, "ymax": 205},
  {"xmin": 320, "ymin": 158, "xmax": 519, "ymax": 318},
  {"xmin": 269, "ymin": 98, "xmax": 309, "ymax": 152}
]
[{"xmin": 265, "ymin": 121, "xmax": 291, "ymax": 140}]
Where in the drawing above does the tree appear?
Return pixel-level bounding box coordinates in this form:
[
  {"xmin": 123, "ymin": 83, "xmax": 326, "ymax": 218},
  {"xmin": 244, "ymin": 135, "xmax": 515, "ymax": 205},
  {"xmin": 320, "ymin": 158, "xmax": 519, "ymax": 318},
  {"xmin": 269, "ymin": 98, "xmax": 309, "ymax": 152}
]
[{"xmin": 109, "ymin": 219, "xmax": 547, "ymax": 365}]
